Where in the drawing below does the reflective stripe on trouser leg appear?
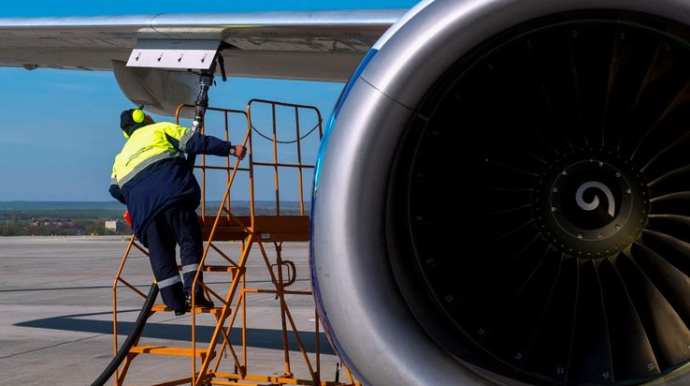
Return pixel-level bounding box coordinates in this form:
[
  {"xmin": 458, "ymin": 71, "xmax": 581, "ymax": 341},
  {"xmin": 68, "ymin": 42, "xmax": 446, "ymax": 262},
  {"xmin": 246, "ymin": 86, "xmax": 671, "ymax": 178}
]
[
  {"xmin": 157, "ymin": 275, "xmax": 185, "ymax": 309},
  {"xmin": 158, "ymin": 275, "xmax": 182, "ymax": 288},
  {"xmin": 182, "ymin": 264, "xmax": 202, "ymax": 296},
  {"xmin": 147, "ymin": 210, "xmax": 186, "ymax": 309},
  {"xmin": 164, "ymin": 206, "xmax": 204, "ymax": 296},
  {"xmin": 182, "ymin": 264, "xmax": 199, "ymax": 274}
]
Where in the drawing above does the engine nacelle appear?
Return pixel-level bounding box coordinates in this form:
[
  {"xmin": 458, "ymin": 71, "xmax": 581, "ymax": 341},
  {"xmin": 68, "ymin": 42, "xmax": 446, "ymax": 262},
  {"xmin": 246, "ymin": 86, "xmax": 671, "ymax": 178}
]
[{"xmin": 312, "ymin": 0, "xmax": 690, "ymax": 385}]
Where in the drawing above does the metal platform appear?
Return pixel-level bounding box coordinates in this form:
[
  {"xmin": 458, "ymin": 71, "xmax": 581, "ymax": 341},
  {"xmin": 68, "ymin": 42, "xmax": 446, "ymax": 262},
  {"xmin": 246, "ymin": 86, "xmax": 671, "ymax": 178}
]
[{"xmin": 112, "ymin": 100, "xmax": 359, "ymax": 386}]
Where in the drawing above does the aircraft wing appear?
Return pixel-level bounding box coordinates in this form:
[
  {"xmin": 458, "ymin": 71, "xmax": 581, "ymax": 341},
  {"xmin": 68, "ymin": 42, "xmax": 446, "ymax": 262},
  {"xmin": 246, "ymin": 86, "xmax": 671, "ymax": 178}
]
[{"xmin": 0, "ymin": 10, "xmax": 406, "ymax": 82}]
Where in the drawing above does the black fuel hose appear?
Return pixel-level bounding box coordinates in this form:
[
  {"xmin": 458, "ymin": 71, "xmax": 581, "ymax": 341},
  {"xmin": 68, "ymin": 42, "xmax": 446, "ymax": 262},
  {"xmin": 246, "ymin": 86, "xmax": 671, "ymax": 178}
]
[{"xmin": 90, "ymin": 283, "xmax": 158, "ymax": 386}]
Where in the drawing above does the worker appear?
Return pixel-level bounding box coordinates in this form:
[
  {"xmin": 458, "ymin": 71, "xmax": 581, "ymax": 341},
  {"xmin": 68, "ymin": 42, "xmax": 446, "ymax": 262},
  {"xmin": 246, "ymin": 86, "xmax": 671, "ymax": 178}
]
[{"xmin": 109, "ymin": 106, "xmax": 246, "ymax": 315}]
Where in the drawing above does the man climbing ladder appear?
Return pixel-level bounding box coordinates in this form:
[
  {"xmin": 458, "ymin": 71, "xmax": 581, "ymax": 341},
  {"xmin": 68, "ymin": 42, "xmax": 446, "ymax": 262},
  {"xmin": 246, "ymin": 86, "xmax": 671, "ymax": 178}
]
[{"xmin": 109, "ymin": 106, "xmax": 246, "ymax": 315}]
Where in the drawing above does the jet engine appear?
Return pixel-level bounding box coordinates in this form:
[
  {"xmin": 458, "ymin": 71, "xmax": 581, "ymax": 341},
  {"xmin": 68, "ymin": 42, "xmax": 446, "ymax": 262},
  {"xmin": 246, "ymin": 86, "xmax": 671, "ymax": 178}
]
[{"xmin": 311, "ymin": 0, "xmax": 690, "ymax": 385}]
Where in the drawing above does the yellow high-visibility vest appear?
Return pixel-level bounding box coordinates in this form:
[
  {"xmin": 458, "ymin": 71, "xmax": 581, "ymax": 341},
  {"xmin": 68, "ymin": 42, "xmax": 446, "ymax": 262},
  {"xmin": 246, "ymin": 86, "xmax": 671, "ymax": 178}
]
[{"xmin": 111, "ymin": 122, "xmax": 193, "ymax": 188}]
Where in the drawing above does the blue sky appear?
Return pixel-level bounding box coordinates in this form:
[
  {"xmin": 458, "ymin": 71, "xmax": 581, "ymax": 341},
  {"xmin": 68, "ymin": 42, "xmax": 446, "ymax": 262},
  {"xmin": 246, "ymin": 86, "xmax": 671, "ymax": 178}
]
[{"xmin": 0, "ymin": 0, "xmax": 418, "ymax": 202}]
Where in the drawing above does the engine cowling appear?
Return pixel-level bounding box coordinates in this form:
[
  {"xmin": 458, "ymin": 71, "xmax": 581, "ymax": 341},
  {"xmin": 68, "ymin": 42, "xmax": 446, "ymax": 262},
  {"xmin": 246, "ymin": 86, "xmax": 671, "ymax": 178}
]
[{"xmin": 311, "ymin": 0, "xmax": 690, "ymax": 385}]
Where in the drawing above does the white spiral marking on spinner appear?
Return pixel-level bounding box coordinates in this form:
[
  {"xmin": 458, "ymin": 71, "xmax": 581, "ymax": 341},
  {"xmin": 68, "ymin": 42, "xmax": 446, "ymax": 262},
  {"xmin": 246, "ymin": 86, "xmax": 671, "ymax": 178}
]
[{"xmin": 576, "ymin": 181, "xmax": 616, "ymax": 217}]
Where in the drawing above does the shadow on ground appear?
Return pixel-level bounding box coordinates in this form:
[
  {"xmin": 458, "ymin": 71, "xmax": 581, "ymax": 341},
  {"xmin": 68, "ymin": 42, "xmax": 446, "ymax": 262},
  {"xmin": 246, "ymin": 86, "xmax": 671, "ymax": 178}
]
[{"xmin": 16, "ymin": 309, "xmax": 335, "ymax": 355}]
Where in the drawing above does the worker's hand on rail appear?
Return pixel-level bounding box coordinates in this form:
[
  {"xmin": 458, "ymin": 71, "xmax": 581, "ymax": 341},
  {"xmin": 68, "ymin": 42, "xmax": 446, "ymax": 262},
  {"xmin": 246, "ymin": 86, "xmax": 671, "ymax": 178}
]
[{"xmin": 231, "ymin": 145, "xmax": 247, "ymax": 160}]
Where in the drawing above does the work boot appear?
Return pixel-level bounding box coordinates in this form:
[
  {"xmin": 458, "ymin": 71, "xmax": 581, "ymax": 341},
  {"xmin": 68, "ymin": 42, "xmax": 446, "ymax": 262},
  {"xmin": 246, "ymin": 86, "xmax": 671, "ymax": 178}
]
[
  {"xmin": 160, "ymin": 281, "xmax": 187, "ymax": 315},
  {"xmin": 188, "ymin": 293, "xmax": 215, "ymax": 309},
  {"xmin": 174, "ymin": 305, "xmax": 188, "ymax": 316},
  {"xmin": 168, "ymin": 298, "xmax": 189, "ymax": 316}
]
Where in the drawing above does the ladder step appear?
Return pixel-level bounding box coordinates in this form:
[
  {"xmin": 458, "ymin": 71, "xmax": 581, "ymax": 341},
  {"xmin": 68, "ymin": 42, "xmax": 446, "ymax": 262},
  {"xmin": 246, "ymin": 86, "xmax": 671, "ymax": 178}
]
[
  {"xmin": 203, "ymin": 265, "xmax": 240, "ymax": 272},
  {"xmin": 151, "ymin": 304, "xmax": 226, "ymax": 315},
  {"xmin": 129, "ymin": 345, "xmax": 214, "ymax": 358},
  {"xmin": 213, "ymin": 225, "xmax": 248, "ymax": 230},
  {"xmin": 175, "ymin": 265, "xmax": 238, "ymax": 272}
]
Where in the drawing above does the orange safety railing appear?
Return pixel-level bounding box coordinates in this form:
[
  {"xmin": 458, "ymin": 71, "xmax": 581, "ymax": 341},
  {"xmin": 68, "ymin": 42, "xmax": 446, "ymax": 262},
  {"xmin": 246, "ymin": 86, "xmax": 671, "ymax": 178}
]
[
  {"xmin": 246, "ymin": 98, "xmax": 324, "ymax": 217},
  {"xmin": 175, "ymin": 104, "xmax": 252, "ymax": 224},
  {"xmin": 111, "ymin": 100, "xmax": 358, "ymax": 386}
]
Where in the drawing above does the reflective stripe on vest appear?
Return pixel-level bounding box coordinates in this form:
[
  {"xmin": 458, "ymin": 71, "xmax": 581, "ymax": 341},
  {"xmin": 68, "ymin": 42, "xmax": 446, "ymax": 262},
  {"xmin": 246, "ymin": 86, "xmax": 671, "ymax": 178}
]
[
  {"xmin": 112, "ymin": 122, "xmax": 191, "ymax": 187},
  {"xmin": 118, "ymin": 150, "xmax": 184, "ymax": 187}
]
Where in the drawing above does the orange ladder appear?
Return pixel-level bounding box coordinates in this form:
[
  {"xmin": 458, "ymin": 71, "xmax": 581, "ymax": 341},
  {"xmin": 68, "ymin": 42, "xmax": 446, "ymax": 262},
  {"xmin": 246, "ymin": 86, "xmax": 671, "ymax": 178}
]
[{"xmin": 111, "ymin": 100, "xmax": 359, "ymax": 386}]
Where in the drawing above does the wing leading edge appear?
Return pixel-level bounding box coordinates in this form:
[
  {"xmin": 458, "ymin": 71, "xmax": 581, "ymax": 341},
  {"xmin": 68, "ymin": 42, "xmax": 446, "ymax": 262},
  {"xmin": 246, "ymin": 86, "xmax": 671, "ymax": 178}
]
[{"xmin": 0, "ymin": 10, "xmax": 405, "ymax": 82}]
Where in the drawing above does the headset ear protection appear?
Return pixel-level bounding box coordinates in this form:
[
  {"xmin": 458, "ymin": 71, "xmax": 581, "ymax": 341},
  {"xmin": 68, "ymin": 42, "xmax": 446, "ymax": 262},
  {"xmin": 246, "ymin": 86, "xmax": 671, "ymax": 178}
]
[
  {"xmin": 121, "ymin": 105, "xmax": 146, "ymax": 139},
  {"xmin": 132, "ymin": 105, "xmax": 145, "ymax": 124}
]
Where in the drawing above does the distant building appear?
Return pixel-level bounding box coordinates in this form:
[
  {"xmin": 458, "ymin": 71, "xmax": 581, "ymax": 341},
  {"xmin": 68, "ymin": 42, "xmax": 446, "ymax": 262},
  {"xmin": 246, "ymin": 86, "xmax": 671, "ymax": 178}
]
[
  {"xmin": 31, "ymin": 218, "xmax": 73, "ymax": 227},
  {"xmin": 105, "ymin": 220, "xmax": 118, "ymax": 231}
]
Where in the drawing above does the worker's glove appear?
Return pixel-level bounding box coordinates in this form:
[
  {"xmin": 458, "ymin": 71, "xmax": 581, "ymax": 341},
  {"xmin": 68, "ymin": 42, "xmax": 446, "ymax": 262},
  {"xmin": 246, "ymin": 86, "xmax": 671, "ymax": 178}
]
[
  {"xmin": 123, "ymin": 210, "xmax": 133, "ymax": 227},
  {"xmin": 229, "ymin": 145, "xmax": 247, "ymax": 160}
]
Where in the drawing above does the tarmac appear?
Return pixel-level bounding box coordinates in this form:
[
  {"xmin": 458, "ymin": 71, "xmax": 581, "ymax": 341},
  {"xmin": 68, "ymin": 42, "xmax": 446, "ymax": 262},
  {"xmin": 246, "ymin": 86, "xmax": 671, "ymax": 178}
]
[{"xmin": 0, "ymin": 236, "xmax": 344, "ymax": 386}]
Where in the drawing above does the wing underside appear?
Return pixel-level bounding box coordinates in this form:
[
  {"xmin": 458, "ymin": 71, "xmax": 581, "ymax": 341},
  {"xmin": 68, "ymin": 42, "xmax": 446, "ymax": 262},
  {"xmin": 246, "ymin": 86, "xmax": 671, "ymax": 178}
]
[{"xmin": 0, "ymin": 10, "xmax": 405, "ymax": 81}]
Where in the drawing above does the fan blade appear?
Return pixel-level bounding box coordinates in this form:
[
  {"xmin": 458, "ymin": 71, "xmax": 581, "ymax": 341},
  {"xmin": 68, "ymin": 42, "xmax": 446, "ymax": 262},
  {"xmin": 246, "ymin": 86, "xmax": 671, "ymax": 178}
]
[
  {"xmin": 521, "ymin": 256, "xmax": 579, "ymax": 383},
  {"xmin": 648, "ymin": 165, "xmax": 690, "ymax": 198},
  {"xmin": 482, "ymin": 251, "xmax": 564, "ymax": 367},
  {"xmin": 614, "ymin": 254, "xmax": 690, "ymax": 367},
  {"xmin": 631, "ymin": 242, "xmax": 690, "ymax": 327},
  {"xmin": 568, "ymin": 260, "xmax": 615, "ymax": 384},
  {"xmin": 599, "ymin": 257, "xmax": 661, "ymax": 380},
  {"xmin": 640, "ymin": 229, "xmax": 690, "ymax": 278},
  {"xmin": 650, "ymin": 192, "xmax": 690, "ymax": 217},
  {"xmin": 647, "ymin": 214, "xmax": 690, "ymax": 244}
]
